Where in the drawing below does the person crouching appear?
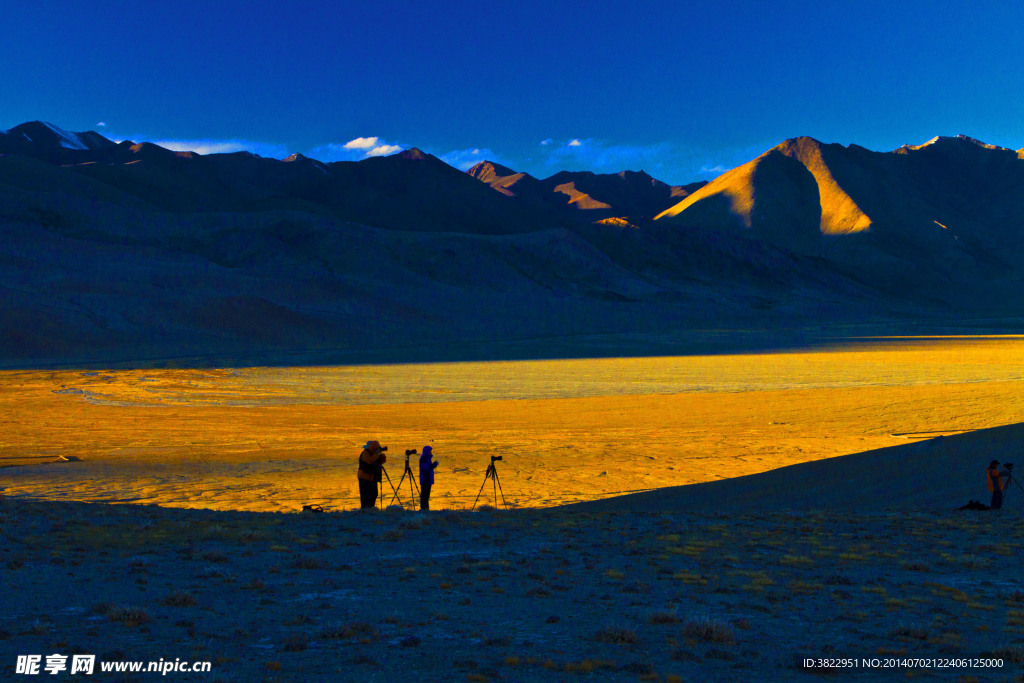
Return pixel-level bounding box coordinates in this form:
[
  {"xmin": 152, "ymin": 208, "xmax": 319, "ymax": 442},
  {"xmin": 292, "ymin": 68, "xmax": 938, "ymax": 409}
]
[
  {"xmin": 419, "ymin": 445, "xmax": 439, "ymax": 511},
  {"xmin": 357, "ymin": 440, "xmax": 387, "ymax": 509}
]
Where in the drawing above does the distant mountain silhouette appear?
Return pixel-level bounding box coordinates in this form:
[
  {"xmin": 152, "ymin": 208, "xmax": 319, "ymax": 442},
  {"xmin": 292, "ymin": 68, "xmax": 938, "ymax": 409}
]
[
  {"xmin": 467, "ymin": 161, "xmax": 706, "ymax": 222},
  {"xmin": 0, "ymin": 121, "xmax": 117, "ymax": 164},
  {"xmin": 0, "ymin": 124, "xmax": 546, "ymax": 234},
  {"xmin": 3, "ymin": 122, "xmax": 1024, "ymax": 366}
]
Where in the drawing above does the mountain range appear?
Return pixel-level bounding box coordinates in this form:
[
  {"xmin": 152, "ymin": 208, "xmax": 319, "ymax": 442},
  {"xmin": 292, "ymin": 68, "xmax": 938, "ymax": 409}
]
[{"xmin": 2, "ymin": 121, "xmax": 1024, "ymax": 366}]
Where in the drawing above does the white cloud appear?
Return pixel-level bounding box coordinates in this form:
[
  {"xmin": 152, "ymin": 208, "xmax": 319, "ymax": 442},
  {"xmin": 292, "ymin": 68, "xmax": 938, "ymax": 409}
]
[
  {"xmin": 343, "ymin": 136, "xmax": 379, "ymax": 150},
  {"xmin": 367, "ymin": 144, "xmax": 402, "ymax": 157},
  {"xmin": 700, "ymin": 165, "xmax": 729, "ymax": 175},
  {"xmin": 568, "ymin": 139, "xmax": 583, "ymax": 147},
  {"xmin": 539, "ymin": 138, "xmax": 553, "ymax": 146},
  {"xmin": 311, "ymin": 136, "xmax": 405, "ymax": 162},
  {"xmin": 96, "ymin": 121, "xmax": 106, "ymax": 127}
]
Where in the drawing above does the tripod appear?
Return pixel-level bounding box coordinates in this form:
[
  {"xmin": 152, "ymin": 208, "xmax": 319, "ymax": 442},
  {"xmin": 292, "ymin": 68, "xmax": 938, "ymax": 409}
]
[
  {"xmin": 472, "ymin": 455, "xmax": 507, "ymax": 510},
  {"xmin": 378, "ymin": 465, "xmax": 400, "ymax": 510},
  {"xmin": 1002, "ymin": 466, "xmax": 1023, "ymax": 506},
  {"xmin": 389, "ymin": 450, "xmax": 421, "ymax": 509}
]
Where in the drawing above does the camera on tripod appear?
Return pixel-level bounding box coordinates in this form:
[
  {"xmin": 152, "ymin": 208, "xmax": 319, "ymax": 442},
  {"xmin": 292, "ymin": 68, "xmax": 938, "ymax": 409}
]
[
  {"xmin": 1006, "ymin": 462, "xmax": 1014, "ymax": 470},
  {"xmin": 473, "ymin": 454, "xmax": 506, "ymax": 510},
  {"xmin": 405, "ymin": 449, "xmax": 417, "ymax": 457}
]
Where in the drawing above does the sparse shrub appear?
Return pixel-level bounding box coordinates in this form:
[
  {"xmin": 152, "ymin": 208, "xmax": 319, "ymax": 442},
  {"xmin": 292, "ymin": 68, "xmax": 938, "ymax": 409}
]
[
  {"xmin": 128, "ymin": 556, "xmax": 149, "ymax": 572},
  {"xmin": 291, "ymin": 554, "xmax": 327, "ymax": 570},
  {"xmin": 593, "ymin": 626, "xmax": 639, "ymax": 645},
  {"xmin": 282, "ymin": 633, "xmax": 308, "ymax": 652},
  {"xmin": 27, "ymin": 620, "xmax": 50, "ymax": 635},
  {"xmin": 320, "ymin": 621, "xmax": 378, "ymax": 640},
  {"xmin": 824, "ymin": 574, "xmax": 854, "ymax": 586},
  {"xmin": 201, "ymin": 525, "xmax": 229, "ymax": 540},
  {"xmin": 201, "ymin": 551, "xmax": 229, "ymax": 563},
  {"xmin": 199, "ymin": 566, "xmax": 236, "ymax": 581},
  {"xmin": 683, "ymin": 617, "xmax": 734, "ymax": 644},
  {"xmin": 162, "ymin": 591, "xmax": 196, "ymax": 607},
  {"xmin": 238, "ymin": 530, "xmax": 267, "ymax": 543},
  {"xmin": 987, "ymin": 645, "xmax": 1024, "ymax": 664},
  {"xmin": 105, "ymin": 605, "xmax": 150, "ymax": 627},
  {"xmin": 484, "ymin": 636, "xmax": 512, "ymax": 647},
  {"xmin": 890, "ymin": 623, "xmax": 929, "ymax": 640},
  {"xmin": 399, "ymin": 517, "xmax": 427, "ymax": 530},
  {"xmin": 950, "ymin": 553, "xmax": 993, "ymax": 569},
  {"xmin": 618, "ymin": 661, "xmax": 656, "ymax": 676},
  {"xmin": 647, "ymin": 610, "xmax": 681, "ymax": 625},
  {"xmin": 671, "ymin": 570, "xmax": 707, "ymax": 585},
  {"xmin": 565, "ymin": 660, "xmax": 595, "ymax": 673},
  {"xmin": 901, "ymin": 561, "xmax": 931, "ymax": 572}
]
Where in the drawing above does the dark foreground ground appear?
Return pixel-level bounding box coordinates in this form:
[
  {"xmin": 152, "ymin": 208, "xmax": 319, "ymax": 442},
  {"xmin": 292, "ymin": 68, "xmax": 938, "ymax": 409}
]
[{"xmin": 1, "ymin": 498, "xmax": 1023, "ymax": 682}]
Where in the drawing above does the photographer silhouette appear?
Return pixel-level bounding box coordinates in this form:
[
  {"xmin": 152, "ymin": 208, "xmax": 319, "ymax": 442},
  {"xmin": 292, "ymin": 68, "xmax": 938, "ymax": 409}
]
[
  {"xmin": 987, "ymin": 460, "xmax": 1012, "ymax": 510},
  {"xmin": 357, "ymin": 441, "xmax": 387, "ymax": 509}
]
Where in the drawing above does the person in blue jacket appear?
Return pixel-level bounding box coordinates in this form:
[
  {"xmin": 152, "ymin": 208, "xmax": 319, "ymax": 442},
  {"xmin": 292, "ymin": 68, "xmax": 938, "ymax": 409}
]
[{"xmin": 419, "ymin": 446, "xmax": 439, "ymax": 511}]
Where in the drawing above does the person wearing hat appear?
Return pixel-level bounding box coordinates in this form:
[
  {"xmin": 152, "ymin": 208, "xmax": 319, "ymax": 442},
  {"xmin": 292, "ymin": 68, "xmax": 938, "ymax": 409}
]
[
  {"xmin": 419, "ymin": 446, "xmax": 439, "ymax": 511},
  {"xmin": 987, "ymin": 460, "xmax": 1011, "ymax": 510},
  {"xmin": 357, "ymin": 440, "xmax": 387, "ymax": 509}
]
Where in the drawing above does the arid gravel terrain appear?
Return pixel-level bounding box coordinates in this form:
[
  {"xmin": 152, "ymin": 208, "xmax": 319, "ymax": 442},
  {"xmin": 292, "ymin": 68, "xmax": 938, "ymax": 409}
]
[{"xmin": 2, "ymin": 498, "xmax": 1023, "ymax": 682}]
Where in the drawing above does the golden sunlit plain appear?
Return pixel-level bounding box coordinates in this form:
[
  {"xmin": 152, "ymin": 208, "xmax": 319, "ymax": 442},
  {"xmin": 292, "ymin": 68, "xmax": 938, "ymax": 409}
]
[{"xmin": 3, "ymin": 335, "xmax": 1022, "ymax": 511}]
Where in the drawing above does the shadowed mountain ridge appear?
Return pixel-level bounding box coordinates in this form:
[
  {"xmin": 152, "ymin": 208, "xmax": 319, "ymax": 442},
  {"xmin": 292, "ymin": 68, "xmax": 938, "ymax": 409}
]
[{"xmin": 467, "ymin": 160, "xmax": 707, "ymax": 222}]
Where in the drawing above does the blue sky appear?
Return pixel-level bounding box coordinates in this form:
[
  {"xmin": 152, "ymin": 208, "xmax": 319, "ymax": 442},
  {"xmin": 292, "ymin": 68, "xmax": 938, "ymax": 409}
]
[{"xmin": 3, "ymin": 1, "xmax": 1024, "ymax": 184}]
